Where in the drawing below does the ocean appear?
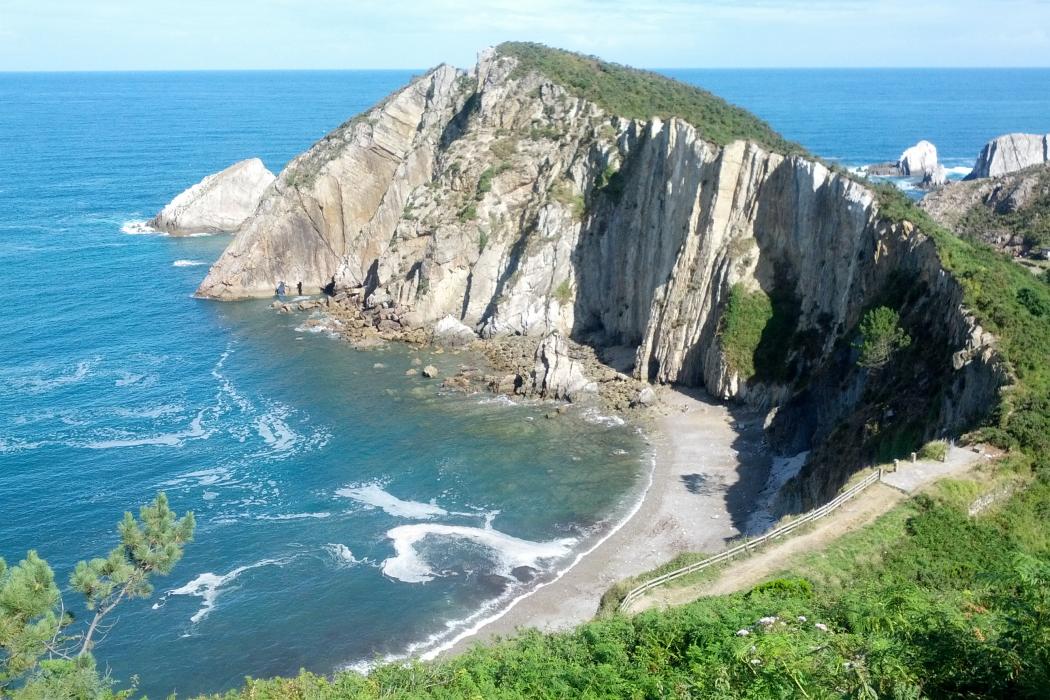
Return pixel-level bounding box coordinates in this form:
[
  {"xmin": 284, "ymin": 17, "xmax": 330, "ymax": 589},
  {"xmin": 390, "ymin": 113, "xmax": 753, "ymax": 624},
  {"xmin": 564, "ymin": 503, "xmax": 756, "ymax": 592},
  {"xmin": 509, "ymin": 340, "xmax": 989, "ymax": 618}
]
[{"xmin": 1, "ymin": 67, "xmax": 1047, "ymax": 697}]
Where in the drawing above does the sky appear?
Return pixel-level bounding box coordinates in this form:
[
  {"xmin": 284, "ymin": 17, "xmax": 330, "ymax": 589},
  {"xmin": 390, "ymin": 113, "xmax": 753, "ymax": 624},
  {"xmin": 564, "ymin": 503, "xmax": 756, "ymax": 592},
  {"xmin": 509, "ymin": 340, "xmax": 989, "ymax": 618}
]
[{"xmin": 1, "ymin": 0, "xmax": 1048, "ymax": 71}]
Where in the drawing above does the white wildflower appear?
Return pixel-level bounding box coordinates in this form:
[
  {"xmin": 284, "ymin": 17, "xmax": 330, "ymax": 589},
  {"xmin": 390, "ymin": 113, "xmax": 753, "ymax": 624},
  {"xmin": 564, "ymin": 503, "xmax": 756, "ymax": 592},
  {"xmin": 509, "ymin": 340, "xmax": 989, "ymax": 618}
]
[
  {"xmin": 815, "ymin": 623, "xmax": 829, "ymax": 632},
  {"xmin": 736, "ymin": 629, "xmax": 750, "ymax": 637}
]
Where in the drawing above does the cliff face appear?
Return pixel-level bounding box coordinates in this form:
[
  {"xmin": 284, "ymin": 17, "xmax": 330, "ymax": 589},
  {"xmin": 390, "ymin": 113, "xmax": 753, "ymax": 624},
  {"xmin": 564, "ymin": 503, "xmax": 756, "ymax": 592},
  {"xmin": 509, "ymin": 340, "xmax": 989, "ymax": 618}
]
[
  {"xmin": 966, "ymin": 133, "xmax": 1050, "ymax": 180},
  {"xmin": 197, "ymin": 46, "xmax": 1008, "ymax": 512}
]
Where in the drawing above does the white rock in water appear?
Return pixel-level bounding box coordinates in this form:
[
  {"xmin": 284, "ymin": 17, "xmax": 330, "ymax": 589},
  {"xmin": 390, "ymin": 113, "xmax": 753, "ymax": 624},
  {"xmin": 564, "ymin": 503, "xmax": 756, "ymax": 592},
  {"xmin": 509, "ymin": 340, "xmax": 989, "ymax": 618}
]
[
  {"xmin": 920, "ymin": 165, "xmax": 948, "ymax": 189},
  {"xmin": 897, "ymin": 140, "xmax": 939, "ymax": 177},
  {"xmin": 966, "ymin": 133, "xmax": 1050, "ymax": 180},
  {"xmin": 151, "ymin": 158, "xmax": 275, "ymax": 235}
]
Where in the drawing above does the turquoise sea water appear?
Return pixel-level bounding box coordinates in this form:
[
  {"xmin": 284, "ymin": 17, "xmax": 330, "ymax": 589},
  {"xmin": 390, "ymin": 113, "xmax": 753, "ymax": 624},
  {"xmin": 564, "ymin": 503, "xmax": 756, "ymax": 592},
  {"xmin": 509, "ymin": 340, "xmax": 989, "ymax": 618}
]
[{"xmin": 1, "ymin": 68, "xmax": 1048, "ymax": 697}]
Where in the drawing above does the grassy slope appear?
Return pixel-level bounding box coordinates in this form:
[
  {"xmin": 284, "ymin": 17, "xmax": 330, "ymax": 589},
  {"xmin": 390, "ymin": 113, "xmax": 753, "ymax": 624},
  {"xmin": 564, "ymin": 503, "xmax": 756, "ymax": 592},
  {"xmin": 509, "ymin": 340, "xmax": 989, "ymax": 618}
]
[{"xmin": 496, "ymin": 42, "xmax": 804, "ymax": 155}]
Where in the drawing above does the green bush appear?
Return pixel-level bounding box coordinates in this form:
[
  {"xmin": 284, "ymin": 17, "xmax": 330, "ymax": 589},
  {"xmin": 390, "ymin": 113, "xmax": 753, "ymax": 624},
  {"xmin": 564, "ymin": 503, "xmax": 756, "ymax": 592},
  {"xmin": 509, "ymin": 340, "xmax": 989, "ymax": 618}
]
[
  {"xmin": 719, "ymin": 284, "xmax": 773, "ymax": 380},
  {"xmin": 497, "ymin": 42, "xmax": 804, "ymax": 155},
  {"xmin": 853, "ymin": 306, "xmax": 912, "ymax": 369},
  {"xmin": 918, "ymin": 440, "xmax": 948, "ymax": 462}
]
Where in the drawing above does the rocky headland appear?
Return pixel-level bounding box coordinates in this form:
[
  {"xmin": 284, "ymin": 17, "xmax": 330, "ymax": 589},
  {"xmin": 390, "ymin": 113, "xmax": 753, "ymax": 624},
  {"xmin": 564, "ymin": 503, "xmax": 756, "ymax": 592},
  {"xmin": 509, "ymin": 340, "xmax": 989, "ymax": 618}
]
[
  {"xmin": 965, "ymin": 132, "xmax": 1050, "ymax": 180},
  {"xmin": 194, "ymin": 43, "xmax": 1009, "ymax": 516},
  {"xmin": 151, "ymin": 158, "xmax": 275, "ymax": 235}
]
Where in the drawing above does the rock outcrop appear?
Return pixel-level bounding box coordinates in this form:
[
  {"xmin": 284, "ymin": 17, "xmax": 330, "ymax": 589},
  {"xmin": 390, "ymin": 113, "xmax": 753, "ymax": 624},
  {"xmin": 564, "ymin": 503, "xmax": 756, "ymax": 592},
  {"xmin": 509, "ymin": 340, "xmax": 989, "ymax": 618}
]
[
  {"xmin": 922, "ymin": 162, "xmax": 1050, "ymax": 257},
  {"xmin": 194, "ymin": 44, "xmax": 1008, "ymax": 511},
  {"xmin": 966, "ymin": 133, "xmax": 1050, "ymax": 180},
  {"xmin": 531, "ymin": 332, "xmax": 597, "ymax": 401},
  {"xmin": 897, "ymin": 140, "xmax": 939, "ymax": 177},
  {"xmin": 152, "ymin": 158, "xmax": 275, "ymax": 235}
]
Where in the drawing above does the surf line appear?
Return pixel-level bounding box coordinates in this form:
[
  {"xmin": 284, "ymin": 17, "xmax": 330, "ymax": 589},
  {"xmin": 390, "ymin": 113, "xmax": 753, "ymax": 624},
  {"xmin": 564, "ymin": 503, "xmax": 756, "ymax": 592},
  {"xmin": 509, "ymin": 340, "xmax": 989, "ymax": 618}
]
[{"xmin": 347, "ymin": 446, "xmax": 657, "ymax": 670}]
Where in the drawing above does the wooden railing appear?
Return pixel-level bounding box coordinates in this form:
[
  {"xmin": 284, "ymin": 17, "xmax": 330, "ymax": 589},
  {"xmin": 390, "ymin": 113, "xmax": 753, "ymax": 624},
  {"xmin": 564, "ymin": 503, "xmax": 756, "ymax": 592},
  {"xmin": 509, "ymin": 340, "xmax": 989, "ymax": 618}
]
[{"xmin": 617, "ymin": 469, "xmax": 883, "ymax": 612}]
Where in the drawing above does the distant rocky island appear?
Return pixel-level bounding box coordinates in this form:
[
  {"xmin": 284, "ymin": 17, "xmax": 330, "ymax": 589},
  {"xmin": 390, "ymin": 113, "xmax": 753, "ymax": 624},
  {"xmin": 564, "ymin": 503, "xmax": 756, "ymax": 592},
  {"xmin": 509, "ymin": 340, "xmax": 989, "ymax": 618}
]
[{"xmin": 147, "ymin": 43, "xmax": 1027, "ymax": 514}]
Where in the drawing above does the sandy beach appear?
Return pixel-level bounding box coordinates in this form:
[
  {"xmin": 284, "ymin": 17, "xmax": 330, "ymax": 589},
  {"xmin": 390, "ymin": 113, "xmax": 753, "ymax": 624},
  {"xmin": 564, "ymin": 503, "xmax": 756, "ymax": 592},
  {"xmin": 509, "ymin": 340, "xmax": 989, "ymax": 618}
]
[{"xmin": 445, "ymin": 386, "xmax": 770, "ymax": 654}]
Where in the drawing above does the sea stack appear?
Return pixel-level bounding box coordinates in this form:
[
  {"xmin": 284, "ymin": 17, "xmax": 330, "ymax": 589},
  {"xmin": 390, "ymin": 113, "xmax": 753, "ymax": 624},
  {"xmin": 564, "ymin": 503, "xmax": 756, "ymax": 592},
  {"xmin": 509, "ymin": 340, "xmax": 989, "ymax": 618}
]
[
  {"xmin": 965, "ymin": 132, "xmax": 1050, "ymax": 180},
  {"xmin": 896, "ymin": 140, "xmax": 939, "ymax": 177},
  {"xmin": 151, "ymin": 158, "xmax": 275, "ymax": 235}
]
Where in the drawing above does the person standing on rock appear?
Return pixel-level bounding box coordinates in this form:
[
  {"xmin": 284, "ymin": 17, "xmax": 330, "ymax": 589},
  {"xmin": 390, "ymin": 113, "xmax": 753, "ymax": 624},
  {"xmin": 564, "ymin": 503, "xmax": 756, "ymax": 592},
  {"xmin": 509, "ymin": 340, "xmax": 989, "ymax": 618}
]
[
  {"xmin": 297, "ymin": 281, "xmax": 303, "ymax": 296},
  {"xmin": 276, "ymin": 281, "xmax": 286, "ymax": 297}
]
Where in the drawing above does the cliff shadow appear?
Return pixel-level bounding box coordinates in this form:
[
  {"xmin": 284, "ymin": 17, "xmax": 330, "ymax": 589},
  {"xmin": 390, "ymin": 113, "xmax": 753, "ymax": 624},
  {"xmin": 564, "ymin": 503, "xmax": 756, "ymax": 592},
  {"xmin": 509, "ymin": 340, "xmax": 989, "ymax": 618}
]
[{"xmin": 660, "ymin": 385, "xmax": 772, "ymax": 540}]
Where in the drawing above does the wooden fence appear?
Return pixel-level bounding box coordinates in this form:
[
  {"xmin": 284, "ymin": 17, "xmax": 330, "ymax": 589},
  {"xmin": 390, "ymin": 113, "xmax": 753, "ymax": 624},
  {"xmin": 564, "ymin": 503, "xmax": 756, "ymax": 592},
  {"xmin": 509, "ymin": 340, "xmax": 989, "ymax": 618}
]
[{"xmin": 617, "ymin": 469, "xmax": 883, "ymax": 612}]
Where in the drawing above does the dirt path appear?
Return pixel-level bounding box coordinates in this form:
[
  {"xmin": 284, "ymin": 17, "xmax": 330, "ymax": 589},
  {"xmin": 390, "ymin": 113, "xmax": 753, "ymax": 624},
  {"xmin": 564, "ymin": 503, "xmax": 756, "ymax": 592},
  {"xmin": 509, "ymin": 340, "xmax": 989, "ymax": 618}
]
[{"xmin": 628, "ymin": 446, "xmax": 987, "ymax": 613}]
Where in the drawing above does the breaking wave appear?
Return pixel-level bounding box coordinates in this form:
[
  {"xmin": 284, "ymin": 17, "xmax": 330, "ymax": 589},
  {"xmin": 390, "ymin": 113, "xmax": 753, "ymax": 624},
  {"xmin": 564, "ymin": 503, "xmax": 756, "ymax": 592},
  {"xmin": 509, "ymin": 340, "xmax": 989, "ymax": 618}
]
[
  {"xmin": 381, "ymin": 520, "xmax": 576, "ymax": 584},
  {"xmin": 160, "ymin": 557, "xmax": 292, "ymax": 624},
  {"xmin": 121, "ymin": 219, "xmax": 162, "ymax": 235}
]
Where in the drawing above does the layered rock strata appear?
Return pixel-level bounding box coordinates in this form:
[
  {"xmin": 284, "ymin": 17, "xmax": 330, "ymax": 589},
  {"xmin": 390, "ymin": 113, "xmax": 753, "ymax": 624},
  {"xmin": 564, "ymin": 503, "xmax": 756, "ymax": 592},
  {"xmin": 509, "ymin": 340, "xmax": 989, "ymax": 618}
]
[
  {"xmin": 152, "ymin": 158, "xmax": 275, "ymax": 235},
  {"xmin": 196, "ymin": 47, "xmax": 1009, "ymax": 512},
  {"xmin": 966, "ymin": 133, "xmax": 1050, "ymax": 180}
]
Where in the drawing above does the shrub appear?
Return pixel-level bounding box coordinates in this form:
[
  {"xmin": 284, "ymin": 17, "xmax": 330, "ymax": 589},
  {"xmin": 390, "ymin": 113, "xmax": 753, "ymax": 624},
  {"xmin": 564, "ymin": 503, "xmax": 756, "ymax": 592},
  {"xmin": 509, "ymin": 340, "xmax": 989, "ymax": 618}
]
[
  {"xmin": 854, "ymin": 306, "xmax": 912, "ymax": 369},
  {"xmin": 719, "ymin": 284, "xmax": 772, "ymax": 380},
  {"xmin": 552, "ymin": 279, "xmax": 573, "ymax": 305},
  {"xmin": 918, "ymin": 440, "xmax": 948, "ymax": 462}
]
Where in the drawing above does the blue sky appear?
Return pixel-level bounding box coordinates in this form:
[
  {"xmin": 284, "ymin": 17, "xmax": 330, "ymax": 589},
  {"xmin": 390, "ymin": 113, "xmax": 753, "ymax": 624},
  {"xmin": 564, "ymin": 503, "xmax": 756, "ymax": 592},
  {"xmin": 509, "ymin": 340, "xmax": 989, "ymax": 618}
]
[{"xmin": 1, "ymin": 0, "xmax": 1048, "ymax": 70}]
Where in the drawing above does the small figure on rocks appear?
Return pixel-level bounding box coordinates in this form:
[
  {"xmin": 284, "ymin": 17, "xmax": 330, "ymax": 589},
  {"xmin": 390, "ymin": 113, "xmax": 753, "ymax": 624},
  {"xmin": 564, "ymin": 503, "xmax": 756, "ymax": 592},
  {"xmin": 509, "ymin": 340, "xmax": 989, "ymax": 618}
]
[
  {"xmin": 297, "ymin": 281, "xmax": 303, "ymax": 296},
  {"xmin": 275, "ymin": 281, "xmax": 286, "ymax": 297}
]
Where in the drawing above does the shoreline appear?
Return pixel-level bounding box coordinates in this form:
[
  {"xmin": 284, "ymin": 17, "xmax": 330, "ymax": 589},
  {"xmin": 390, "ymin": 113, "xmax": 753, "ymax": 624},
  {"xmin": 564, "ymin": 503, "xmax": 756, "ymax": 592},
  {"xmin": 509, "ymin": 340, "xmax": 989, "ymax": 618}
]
[{"xmin": 438, "ymin": 385, "xmax": 771, "ymax": 656}]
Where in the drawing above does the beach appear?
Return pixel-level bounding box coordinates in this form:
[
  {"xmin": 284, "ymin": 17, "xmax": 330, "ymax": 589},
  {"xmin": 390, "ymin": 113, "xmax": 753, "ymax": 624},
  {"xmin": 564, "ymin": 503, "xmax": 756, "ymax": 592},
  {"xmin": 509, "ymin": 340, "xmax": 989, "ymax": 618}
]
[{"xmin": 445, "ymin": 386, "xmax": 771, "ymax": 654}]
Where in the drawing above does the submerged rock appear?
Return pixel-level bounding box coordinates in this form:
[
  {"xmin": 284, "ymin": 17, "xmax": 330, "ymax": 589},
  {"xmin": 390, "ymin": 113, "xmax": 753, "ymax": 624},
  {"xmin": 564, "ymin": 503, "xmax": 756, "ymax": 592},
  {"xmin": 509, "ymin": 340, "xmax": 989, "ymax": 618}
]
[
  {"xmin": 151, "ymin": 158, "xmax": 275, "ymax": 235},
  {"xmin": 966, "ymin": 133, "xmax": 1050, "ymax": 180}
]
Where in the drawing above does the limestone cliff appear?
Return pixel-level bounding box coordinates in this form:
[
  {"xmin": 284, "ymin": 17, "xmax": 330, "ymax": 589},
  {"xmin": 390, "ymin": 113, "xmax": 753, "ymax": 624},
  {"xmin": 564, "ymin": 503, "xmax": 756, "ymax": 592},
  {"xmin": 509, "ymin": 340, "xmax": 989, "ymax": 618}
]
[
  {"xmin": 966, "ymin": 133, "xmax": 1050, "ymax": 180},
  {"xmin": 196, "ymin": 44, "xmax": 1008, "ymax": 512},
  {"xmin": 152, "ymin": 158, "xmax": 275, "ymax": 235}
]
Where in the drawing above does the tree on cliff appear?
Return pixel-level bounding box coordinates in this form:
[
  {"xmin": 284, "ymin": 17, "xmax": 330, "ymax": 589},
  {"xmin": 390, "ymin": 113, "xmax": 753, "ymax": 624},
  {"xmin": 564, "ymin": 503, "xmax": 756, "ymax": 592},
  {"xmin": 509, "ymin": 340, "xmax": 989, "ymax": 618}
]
[
  {"xmin": 854, "ymin": 306, "xmax": 912, "ymax": 369},
  {"xmin": 0, "ymin": 493, "xmax": 193, "ymax": 698}
]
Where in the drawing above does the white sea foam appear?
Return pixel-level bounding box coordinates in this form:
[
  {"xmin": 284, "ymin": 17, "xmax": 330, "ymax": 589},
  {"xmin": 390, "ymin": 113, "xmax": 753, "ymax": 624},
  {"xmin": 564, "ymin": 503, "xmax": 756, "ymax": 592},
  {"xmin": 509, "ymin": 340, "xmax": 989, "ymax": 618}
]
[
  {"xmin": 173, "ymin": 259, "xmax": 208, "ymax": 267},
  {"xmin": 85, "ymin": 409, "xmax": 210, "ymax": 449},
  {"xmin": 121, "ymin": 219, "xmax": 162, "ymax": 235},
  {"xmin": 476, "ymin": 395, "xmax": 518, "ymax": 408},
  {"xmin": 114, "ymin": 372, "xmax": 144, "ymax": 387},
  {"xmin": 10, "ymin": 360, "xmax": 94, "ymax": 394},
  {"xmin": 255, "ymin": 412, "xmax": 298, "ymax": 452},
  {"xmin": 162, "ymin": 558, "xmax": 289, "ymax": 624},
  {"xmin": 337, "ymin": 483, "xmax": 448, "ymax": 519},
  {"xmin": 344, "ymin": 451, "xmax": 657, "ymax": 671},
  {"xmin": 294, "ymin": 316, "xmax": 343, "ymax": 335},
  {"xmin": 381, "ymin": 522, "xmax": 576, "ymax": 584},
  {"xmin": 256, "ymin": 512, "xmax": 331, "ymax": 521},
  {"xmin": 324, "ymin": 543, "xmax": 363, "ymax": 568},
  {"xmin": 943, "ymin": 166, "xmax": 973, "ymax": 177},
  {"xmin": 114, "ymin": 403, "xmax": 183, "ymax": 419},
  {"xmin": 580, "ymin": 407, "xmax": 625, "ymax": 427}
]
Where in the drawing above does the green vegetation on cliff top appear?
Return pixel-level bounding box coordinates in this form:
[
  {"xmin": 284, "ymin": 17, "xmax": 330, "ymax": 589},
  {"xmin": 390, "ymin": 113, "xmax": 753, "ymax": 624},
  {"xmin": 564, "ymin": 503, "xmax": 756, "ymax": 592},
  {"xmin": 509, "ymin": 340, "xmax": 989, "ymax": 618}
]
[{"xmin": 496, "ymin": 42, "xmax": 804, "ymax": 155}]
